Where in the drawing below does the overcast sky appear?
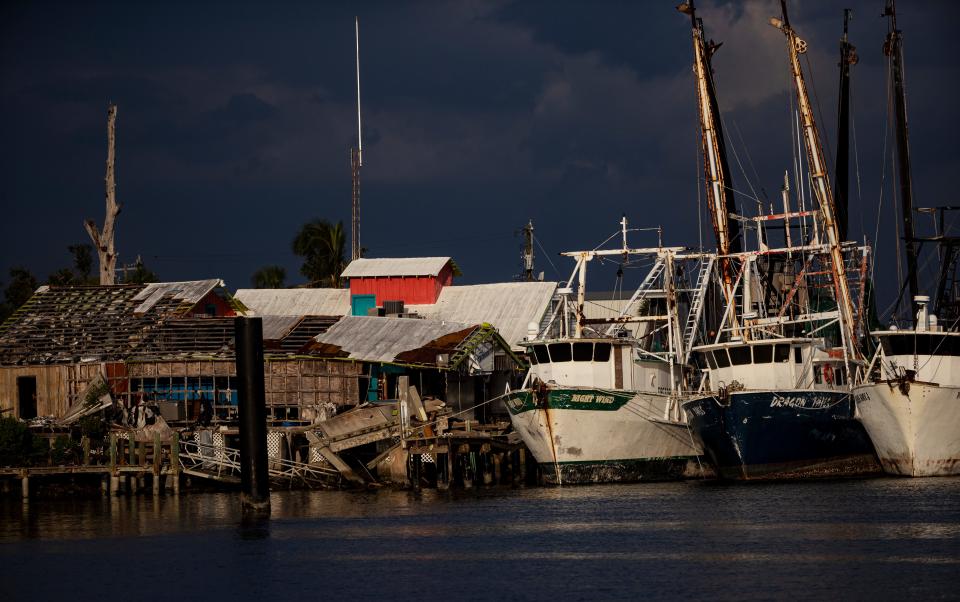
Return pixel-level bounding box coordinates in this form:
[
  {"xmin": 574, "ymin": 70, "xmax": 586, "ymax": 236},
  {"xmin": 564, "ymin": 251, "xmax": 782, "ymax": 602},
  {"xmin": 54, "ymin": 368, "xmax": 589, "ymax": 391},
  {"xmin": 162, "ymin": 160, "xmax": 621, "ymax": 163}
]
[{"xmin": 2, "ymin": 0, "xmax": 958, "ymax": 316}]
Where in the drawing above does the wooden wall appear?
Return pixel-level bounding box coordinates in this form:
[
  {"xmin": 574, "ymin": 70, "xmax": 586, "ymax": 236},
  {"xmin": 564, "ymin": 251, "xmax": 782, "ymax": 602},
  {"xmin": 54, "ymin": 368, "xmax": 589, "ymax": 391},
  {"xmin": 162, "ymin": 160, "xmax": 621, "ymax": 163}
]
[
  {"xmin": 1, "ymin": 358, "xmax": 364, "ymax": 419},
  {"xmin": 0, "ymin": 364, "xmax": 77, "ymax": 418}
]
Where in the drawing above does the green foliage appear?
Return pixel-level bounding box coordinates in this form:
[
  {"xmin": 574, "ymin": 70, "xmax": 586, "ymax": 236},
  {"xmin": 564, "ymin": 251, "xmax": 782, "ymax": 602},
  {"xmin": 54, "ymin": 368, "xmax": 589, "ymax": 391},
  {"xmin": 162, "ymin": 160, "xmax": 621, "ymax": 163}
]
[
  {"xmin": 252, "ymin": 265, "xmax": 287, "ymax": 289},
  {"xmin": 50, "ymin": 436, "xmax": 81, "ymax": 465},
  {"xmin": 0, "ymin": 416, "xmax": 39, "ymax": 467},
  {"xmin": 123, "ymin": 259, "xmax": 159, "ymax": 284},
  {"xmin": 292, "ymin": 219, "xmax": 347, "ymax": 287},
  {"xmin": 83, "ymin": 380, "xmax": 111, "ymax": 407},
  {"xmin": 46, "ymin": 244, "xmax": 99, "ymax": 286},
  {"xmin": 68, "ymin": 244, "xmax": 94, "ymax": 281},
  {"xmin": 79, "ymin": 415, "xmax": 107, "ymax": 446},
  {"xmin": 4, "ymin": 267, "xmax": 38, "ymax": 312}
]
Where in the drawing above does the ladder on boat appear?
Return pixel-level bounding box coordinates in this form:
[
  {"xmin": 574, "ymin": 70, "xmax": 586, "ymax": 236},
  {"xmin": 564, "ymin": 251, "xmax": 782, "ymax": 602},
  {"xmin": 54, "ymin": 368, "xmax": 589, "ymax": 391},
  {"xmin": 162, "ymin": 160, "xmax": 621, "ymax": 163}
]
[
  {"xmin": 606, "ymin": 257, "xmax": 666, "ymax": 336},
  {"xmin": 681, "ymin": 255, "xmax": 715, "ymax": 363}
]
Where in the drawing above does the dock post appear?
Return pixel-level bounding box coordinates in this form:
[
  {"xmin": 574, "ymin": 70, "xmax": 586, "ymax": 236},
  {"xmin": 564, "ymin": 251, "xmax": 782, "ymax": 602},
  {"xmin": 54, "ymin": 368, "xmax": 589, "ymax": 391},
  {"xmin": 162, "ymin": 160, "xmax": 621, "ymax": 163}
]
[
  {"xmin": 82, "ymin": 436, "xmax": 90, "ymax": 466},
  {"xmin": 128, "ymin": 436, "xmax": 136, "ymax": 466},
  {"xmin": 447, "ymin": 449, "xmax": 456, "ymax": 489},
  {"xmin": 21, "ymin": 471, "xmax": 29, "ymax": 499},
  {"xmin": 493, "ymin": 453, "xmax": 502, "ymax": 485},
  {"xmin": 171, "ymin": 433, "xmax": 180, "ymax": 495},
  {"xmin": 152, "ymin": 433, "xmax": 161, "ymax": 496},
  {"xmin": 519, "ymin": 448, "xmax": 527, "ymax": 484},
  {"xmin": 236, "ymin": 316, "xmax": 271, "ymax": 518}
]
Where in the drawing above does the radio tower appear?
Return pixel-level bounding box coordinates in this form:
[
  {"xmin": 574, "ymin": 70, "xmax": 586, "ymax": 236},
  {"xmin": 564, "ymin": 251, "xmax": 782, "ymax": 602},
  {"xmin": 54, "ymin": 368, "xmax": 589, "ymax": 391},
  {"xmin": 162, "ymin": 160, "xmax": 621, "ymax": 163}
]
[{"xmin": 351, "ymin": 17, "xmax": 363, "ymax": 261}]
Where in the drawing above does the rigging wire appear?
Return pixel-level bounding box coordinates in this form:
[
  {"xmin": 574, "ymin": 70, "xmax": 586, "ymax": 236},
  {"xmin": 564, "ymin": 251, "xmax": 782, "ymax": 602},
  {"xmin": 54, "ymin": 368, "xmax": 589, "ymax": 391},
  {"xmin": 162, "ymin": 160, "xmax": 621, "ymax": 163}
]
[
  {"xmin": 719, "ymin": 111, "xmax": 763, "ymax": 215},
  {"xmin": 532, "ymin": 234, "xmax": 561, "ymax": 279}
]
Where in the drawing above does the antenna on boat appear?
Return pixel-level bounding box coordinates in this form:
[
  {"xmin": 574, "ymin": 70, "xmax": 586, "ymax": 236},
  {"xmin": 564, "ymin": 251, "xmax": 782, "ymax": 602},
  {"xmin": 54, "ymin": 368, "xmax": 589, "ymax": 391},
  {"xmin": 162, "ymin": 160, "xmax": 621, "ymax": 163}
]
[
  {"xmin": 835, "ymin": 8, "xmax": 856, "ymax": 243},
  {"xmin": 884, "ymin": 0, "xmax": 920, "ymax": 324},
  {"xmin": 351, "ymin": 16, "xmax": 363, "ymax": 262},
  {"xmin": 770, "ymin": 0, "xmax": 861, "ymax": 360}
]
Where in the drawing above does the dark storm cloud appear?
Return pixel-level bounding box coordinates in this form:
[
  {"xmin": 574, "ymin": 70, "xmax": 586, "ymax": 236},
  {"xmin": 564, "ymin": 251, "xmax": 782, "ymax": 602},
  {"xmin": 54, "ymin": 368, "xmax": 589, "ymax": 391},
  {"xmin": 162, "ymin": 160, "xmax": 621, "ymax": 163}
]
[{"xmin": 1, "ymin": 0, "xmax": 958, "ymax": 309}]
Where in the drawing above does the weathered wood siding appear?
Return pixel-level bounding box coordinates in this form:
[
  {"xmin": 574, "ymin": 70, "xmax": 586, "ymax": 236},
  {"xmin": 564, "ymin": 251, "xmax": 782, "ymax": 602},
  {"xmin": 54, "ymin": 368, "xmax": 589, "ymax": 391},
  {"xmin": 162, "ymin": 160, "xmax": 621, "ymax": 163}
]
[
  {"xmin": 265, "ymin": 359, "xmax": 362, "ymax": 407},
  {"xmin": 0, "ymin": 365, "xmax": 74, "ymax": 418}
]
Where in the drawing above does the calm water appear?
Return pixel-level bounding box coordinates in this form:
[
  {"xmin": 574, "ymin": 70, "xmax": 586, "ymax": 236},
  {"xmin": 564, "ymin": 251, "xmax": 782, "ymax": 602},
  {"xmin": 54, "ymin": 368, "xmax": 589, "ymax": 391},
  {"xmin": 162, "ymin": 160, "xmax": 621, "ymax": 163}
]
[{"xmin": 2, "ymin": 478, "xmax": 959, "ymax": 601}]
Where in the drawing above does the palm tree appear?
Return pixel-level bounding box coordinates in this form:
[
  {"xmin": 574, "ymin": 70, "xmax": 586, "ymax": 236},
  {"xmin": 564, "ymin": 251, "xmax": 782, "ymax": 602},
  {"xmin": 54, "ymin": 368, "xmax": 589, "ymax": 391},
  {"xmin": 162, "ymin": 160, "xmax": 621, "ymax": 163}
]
[
  {"xmin": 292, "ymin": 219, "xmax": 347, "ymax": 287},
  {"xmin": 252, "ymin": 265, "xmax": 286, "ymax": 289}
]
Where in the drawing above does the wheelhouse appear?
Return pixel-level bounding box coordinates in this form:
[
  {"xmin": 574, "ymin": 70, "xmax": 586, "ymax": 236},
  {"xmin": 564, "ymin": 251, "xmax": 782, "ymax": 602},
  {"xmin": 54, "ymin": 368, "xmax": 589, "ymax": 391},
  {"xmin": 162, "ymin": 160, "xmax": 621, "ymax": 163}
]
[
  {"xmin": 524, "ymin": 338, "xmax": 678, "ymax": 394},
  {"xmin": 695, "ymin": 338, "xmax": 848, "ymax": 391}
]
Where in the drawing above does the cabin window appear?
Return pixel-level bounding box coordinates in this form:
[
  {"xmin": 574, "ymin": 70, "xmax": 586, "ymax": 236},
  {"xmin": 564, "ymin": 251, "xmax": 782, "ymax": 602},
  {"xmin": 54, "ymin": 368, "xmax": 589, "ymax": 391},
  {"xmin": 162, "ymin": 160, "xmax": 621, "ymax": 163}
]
[
  {"xmin": 573, "ymin": 342, "xmax": 594, "ymax": 362},
  {"xmin": 752, "ymin": 344, "xmax": 773, "ymax": 364},
  {"xmin": 713, "ymin": 350, "xmax": 730, "ymax": 368},
  {"xmin": 774, "ymin": 345, "xmax": 790, "ymax": 363},
  {"xmin": 835, "ymin": 367, "xmax": 847, "ymax": 386},
  {"xmin": 533, "ymin": 345, "xmax": 550, "ymax": 364},
  {"xmin": 527, "ymin": 350, "xmax": 538, "ymax": 365},
  {"xmin": 704, "ymin": 351, "xmax": 718, "ymax": 370},
  {"xmin": 794, "ymin": 347, "xmax": 803, "ymax": 363},
  {"xmin": 814, "ymin": 366, "xmax": 823, "ymax": 384},
  {"xmin": 549, "ymin": 343, "xmax": 572, "ymax": 363},
  {"xmin": 729, "ymin": 346, "xmax": 752, "ymax": 366},
  {"xmin": 593, "ymin": 343, "xmax": 611, "ymax": 362}
]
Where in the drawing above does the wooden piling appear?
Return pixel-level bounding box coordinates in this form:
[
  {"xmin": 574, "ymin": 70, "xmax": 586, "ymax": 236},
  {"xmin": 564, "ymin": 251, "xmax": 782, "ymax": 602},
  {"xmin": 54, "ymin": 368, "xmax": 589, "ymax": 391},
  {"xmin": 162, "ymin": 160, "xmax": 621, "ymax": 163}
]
[
  {"xmin": 152, "ymin": 433, "xmax": 161, "ymax": 496},
  {"xmin": 236, "ymin": 316, "xmax": 271, "ymax": 518},
  {"xmin": 171, "ymin": 433, "xmax": 180, "ymax": 495},
  {"xmin": 82, "ymin": 436, "xmax": 90, "ymax": 466},
  {"xmin": 21, "ymin": 472, "xmax": 29, "ymax": 499},
  {"xmin": 128, "ymin": 436, "xmax": 136, "ymax": 466}
]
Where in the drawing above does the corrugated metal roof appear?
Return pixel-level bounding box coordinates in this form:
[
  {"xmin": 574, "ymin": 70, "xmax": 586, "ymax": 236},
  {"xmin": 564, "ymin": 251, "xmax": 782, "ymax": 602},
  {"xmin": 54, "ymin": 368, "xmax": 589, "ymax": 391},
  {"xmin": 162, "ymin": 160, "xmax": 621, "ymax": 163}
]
[
  {"xmin": 312, "ymin": 315, "xmax": 474, "ymax": 363},
  {"xmin": 408, "ymin": 282, "xmax": 557, "ymax": 350},
  {"xmin": 233, "ymin": 288, "xmax": 351, "ymax": 316},
  {"xmin": 260, "ymin": 315, "xmax": 302, "ymax": 340},
  {"xmin": 341, "ymin": 257, "xmax": 451, "ymax": 278},
  {"xmin": 133, "ymin": 279, "xmax": 223, "ymax": 314},
  {"xmin": 0, "ymin": 280, "xmax": 231, "ymax": 365}
]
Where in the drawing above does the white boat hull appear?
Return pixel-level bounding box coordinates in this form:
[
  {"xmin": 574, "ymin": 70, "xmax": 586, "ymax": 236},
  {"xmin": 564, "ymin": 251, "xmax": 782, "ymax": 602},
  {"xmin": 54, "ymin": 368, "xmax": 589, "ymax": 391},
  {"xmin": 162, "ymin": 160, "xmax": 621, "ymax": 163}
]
[
  {"xmin": 504, "ymin": 387, "xmax": 704, "ymax": 484},
  {"xmin": 855, "ymin": 381, "xmax": 960, "ymax": 476}
]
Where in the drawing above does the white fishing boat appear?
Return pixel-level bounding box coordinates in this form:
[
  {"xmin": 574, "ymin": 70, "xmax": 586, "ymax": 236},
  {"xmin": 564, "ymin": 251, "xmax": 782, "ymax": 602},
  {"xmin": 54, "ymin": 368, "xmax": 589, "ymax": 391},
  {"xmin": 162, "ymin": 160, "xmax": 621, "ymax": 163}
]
[
  {"xmin": 852, "ymin": 2, "xmax": 960, "ymax": 477},
  {"xmin": 503, "ymin": 219, "xmax": 708, "ymax": 485}
]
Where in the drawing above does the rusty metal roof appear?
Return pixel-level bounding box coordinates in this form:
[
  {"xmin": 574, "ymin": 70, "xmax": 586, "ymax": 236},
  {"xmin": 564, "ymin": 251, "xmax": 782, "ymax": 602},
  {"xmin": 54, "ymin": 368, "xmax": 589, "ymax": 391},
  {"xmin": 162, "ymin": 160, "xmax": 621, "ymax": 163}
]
[
  {"xmin": 0, "ymin": 280, "xmax": 230, "ymax": 365},
  {"xmin": 341, "ymin": 257, "xmax": 451, "ymax": 278},
  {"xmin": 308, "ymin": 316, "xmax": 475, "ymax": 364}
]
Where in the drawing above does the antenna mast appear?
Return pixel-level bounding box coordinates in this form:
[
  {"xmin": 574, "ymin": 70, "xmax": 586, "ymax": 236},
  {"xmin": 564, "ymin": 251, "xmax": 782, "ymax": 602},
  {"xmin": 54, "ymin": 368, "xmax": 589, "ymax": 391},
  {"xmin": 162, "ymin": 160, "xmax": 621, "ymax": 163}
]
[
  {"xmin": 835, "ymin": 8, "xmax": 857, "ymax": 243},
  {"xmin": 522, "ymin": 220, "xmax": 535, "ymax": 281},
  {"xmin": 351, "ymin": 16, "xmax": 363, "ymax": 262},
  {"xmin": 884, "ymin": 0, "xmax": 919, "ymax": 323},
  {"xmin": 771, "ymin": 1, "xmax": 860, "ymax": 358},
  {"xmin": 679, "ymin": 0, "xmax": 741, "ymax": 331}
]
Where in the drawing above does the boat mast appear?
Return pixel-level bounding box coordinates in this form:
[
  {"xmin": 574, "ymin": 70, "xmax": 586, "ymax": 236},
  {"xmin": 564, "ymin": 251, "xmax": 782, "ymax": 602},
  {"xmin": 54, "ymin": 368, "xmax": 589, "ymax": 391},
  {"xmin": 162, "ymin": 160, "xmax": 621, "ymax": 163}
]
[
  {"xmin": 351, "ymin": 16, "xmax": 363, "ymax": 262},
  {"xmin": 679, "ymin": 1, "xmax": 741, "ymax": 321},
  {"xmin": 883, "ymin": 0, "xmax": 920, "ymax": 324},
  {"xmin": 770, "ymin": 1, "xmax": 860, "ymax": 358},
  {"xmin": 835, "ymin": 9, "xmax": 857, "ymax": 243}
]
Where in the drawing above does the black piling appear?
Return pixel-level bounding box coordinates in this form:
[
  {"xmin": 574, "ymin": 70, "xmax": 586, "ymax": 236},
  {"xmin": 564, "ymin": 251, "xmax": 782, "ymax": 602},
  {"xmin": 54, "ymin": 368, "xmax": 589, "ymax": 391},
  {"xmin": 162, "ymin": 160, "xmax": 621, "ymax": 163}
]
[{"xmin": 236, "ymin": 316, "xmax": 271, "ymax": 519}]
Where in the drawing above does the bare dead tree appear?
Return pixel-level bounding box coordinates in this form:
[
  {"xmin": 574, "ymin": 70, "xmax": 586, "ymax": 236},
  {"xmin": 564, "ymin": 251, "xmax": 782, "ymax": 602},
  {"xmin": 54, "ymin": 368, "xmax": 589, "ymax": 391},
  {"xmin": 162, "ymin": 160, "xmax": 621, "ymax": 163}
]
[{"xmin": 85, "ymin": 104, "xmax": 121, "ymax": 285}]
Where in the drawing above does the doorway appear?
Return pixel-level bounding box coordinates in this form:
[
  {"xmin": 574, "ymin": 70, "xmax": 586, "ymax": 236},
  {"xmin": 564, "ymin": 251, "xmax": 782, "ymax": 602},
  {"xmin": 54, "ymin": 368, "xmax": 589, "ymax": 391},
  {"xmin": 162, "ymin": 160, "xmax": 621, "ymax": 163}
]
[{"xmin": 17, "ymin": 376, "xmax": 37, "ymax": 419}]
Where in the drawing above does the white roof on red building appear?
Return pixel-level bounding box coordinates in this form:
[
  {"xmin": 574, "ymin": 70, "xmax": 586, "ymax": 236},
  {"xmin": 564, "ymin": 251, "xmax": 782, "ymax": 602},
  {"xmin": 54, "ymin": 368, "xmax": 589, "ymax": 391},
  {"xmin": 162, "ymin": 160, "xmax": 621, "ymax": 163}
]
[{"xmin": 341, "ymin": 257, "xmax": 452, "ymax": 278}]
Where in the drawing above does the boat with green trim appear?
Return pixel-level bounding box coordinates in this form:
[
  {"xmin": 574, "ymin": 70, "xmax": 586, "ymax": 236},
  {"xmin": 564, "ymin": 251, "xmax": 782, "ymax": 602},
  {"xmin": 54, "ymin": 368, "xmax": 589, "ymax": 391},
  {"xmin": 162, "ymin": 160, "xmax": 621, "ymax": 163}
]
[{"xmin": 503, "ymin": 222, "xmax": 709, "ymax": 485}]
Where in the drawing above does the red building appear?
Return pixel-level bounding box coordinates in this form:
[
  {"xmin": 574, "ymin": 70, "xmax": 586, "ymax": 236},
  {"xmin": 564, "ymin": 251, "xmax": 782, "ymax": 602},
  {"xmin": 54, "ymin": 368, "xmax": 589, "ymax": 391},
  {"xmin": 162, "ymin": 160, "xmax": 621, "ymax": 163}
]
[{"xmin": 341, "ymin": 257, "xmax": 455, "ymax": 306}]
